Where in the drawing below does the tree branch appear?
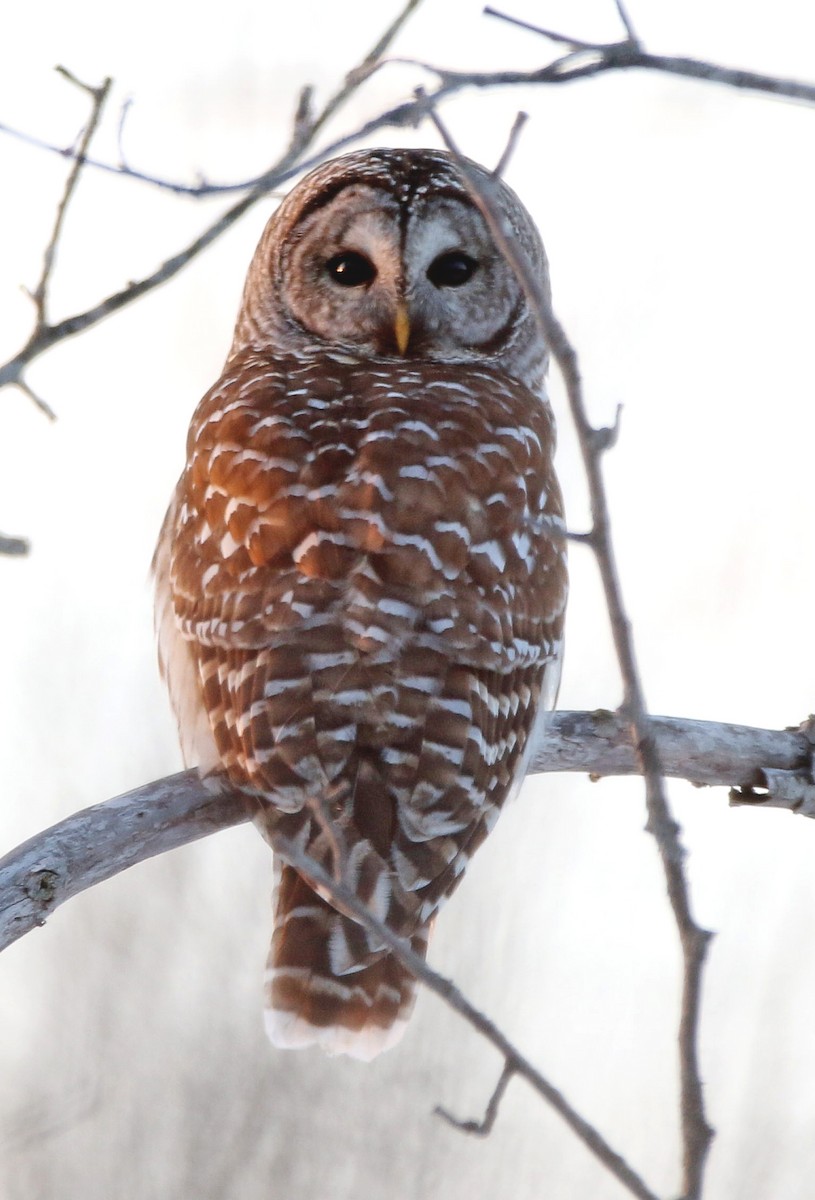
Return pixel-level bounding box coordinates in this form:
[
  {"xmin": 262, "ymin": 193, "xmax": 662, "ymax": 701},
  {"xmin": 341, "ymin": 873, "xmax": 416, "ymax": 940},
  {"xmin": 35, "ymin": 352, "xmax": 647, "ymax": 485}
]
[
  {"xmin": 420, "ymin": 105, "xmax": 715, "ymax": 1197},
  {"xmin": 6, "ymin": 24, "xmax": 815, "ymax": 203},
  {"xmin": 2, "ymin": 711, "xmax": 810, "ymax": 1195},
  {"xmin": 2, "ymin": 712, "xmax": 810, "ymax": 956},
  {"xmin": 0, "ymin": 0, "xmax": 425, "ymax": 402},
  {"xmin": 274, "ymin": 831, "xmax": 661, "ymax": 1200},
  {"xmin": 5, "ymin": 15, "xmax": 815, "ymax": 403}
]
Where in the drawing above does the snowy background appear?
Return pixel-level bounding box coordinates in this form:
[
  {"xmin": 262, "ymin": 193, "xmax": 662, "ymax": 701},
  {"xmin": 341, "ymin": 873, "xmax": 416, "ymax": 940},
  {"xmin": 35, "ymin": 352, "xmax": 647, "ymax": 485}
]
[{"xmin": 1, "ymin": 1, "xmax": 814, "ymax": 1196}]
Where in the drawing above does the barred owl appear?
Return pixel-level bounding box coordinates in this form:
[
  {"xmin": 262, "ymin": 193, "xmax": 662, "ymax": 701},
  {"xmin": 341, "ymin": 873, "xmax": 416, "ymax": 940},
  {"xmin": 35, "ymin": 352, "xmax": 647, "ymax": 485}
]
[{"xmin": 154, "ymin": 148, "xmax": 567, "ymax": 1060}]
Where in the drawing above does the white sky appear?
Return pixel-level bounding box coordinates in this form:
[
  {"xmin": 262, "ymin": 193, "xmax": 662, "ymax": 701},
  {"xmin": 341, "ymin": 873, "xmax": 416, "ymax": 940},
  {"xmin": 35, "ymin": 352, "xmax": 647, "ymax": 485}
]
[{"xmin": 1, "ymin": 2, "xmax": 815, "ymax": 1197}]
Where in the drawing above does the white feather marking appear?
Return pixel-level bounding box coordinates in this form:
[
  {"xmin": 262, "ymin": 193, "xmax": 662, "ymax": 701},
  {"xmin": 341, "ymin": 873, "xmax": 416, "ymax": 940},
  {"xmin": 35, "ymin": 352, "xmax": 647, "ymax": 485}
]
[
  {"xmin": 395, "ymin": 418, "xmax": 438, "ymax": 439},
  {"xmin": 264, "ymin": 1006, "xmax": 410, "ymax": 1062},
  {"xmin": 435, "ymin": 520, "xmax": 470, "ymax": 542},
  {"xmin": 398, "ymin": 464, "xmax": 431, "ymax": 481},
  {"xmin": 376, "ymin": 597, "xmax": 417, "ymax": 620},
  {"xmin": 472, "ymin": 539, "xmax": 506, "ymax": 572},
  {"xmin": 220, "ymin": 531, "xmax": 240, "ymax": 558},
  {"xmin": 292, "ymin": 530, "xmax": 349, "ymax": 563}
]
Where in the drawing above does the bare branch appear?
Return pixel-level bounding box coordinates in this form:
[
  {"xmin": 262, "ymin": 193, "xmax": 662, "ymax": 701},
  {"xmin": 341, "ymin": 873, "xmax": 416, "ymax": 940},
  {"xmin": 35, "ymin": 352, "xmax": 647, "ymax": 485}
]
[
  {"xmin": 6, "ymin": 69, "xmax": 112, "ymax": 422},
  {"xmin": 14, "ymin": 375, "xmax": 56, "ymax": 421},
  {"xmin": 422, "ymin": 106, "xmax": 713, "ymax": 1198},
  {"xmin": 483, "ymin": 7, "xmax": 600, "ymax": 51},
  {"xmin": 491, "ymin": 109, "xmax": 528, "ymax": 178},
  {"xmin": 0, "ymin": 186, "xmax": 262, "ymax": 392},
  {"xmin": 611, "ymin": 0, "xmax": 640, "ymax": 46},
  {"xmin": 2, "ymin": 713, "xmax": 809, "ymax": 956},
  {"xmin": 273, "ymin": 834, "xmax": 661, "ymax": 1200},
  {"xmin": 2, "ymin": 711, "xmax": 809, "ymax": 1188},
  {"xmin": 0, "ymin": 3, "xmax": 429, "ymax": 397},
  {"xmin": 0, "ymin": 771, "xmax": 245, "ymax": 953},
  {"xmin": 532, "ymin": 712, "xmax": 815, "ymax": 788},
  {"xmin": 4, "ymin": 19, "xmax": 815, "ymax": 400},
  {"xmin": 435, "ymin": 1061, "xmax": 515, "ymax": 1136},
  {"xmin": 4, "ymin": 31, "xmax": 815, "ymax": 200},
  {"xmin": 30, "ymin": 71, "xmax": 112, "ymax": 327}
]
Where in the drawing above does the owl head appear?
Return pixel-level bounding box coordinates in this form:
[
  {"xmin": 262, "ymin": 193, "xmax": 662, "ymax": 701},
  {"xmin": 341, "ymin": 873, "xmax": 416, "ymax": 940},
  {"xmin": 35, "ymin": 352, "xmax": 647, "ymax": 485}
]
[{"xmin": 230, "ymin": 148, "xmax": 551, "ymax": 392}]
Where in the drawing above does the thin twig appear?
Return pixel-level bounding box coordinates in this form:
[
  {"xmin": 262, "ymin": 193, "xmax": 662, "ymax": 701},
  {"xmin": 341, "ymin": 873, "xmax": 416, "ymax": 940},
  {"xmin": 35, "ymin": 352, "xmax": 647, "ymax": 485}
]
[
  {"xmin": 31, "ymin": 70, "xmax": 112, "ymax": 326},
  {"xmin": 435, "ymin": 1061, "xmax": 515, "ymax": 1136},
  {"xmin": 14, "ymin": 377, "xmax": 56, "ymax": 421},
  {"xmin": 274, "ymin": 835, "xmax": 660, "ymax": 1200},
  {"xmin": 483, "ymin": 7, "xmax": 600, "ymax": 51},
  {"xmin": 4, "ymin": 30, "xmax": 815, "ymax": 396},
  {"xmin": 612, "ymin": 0, "xmax": 640, "ymax": 46},
  {"xmin": 4, "ymin": 36, "xmax": 815, "ymax": 201},
  {"xmin": 0, "ymin": 1, "xmax": 426, "ymax": 397},
  {"xmin": 424, "ymin": 105, "xmax": 713, "ymax": 1199},
  {"xmin": 10, "ymin": 70, "xmax": 112, "ymax": 421},
  {"xmin": 491, "ymin": 110, "xmax": 528, "ymax": 178},
  {"xmin": 115, "ymin": 96, "xmax": 133, "ymax": 169}
]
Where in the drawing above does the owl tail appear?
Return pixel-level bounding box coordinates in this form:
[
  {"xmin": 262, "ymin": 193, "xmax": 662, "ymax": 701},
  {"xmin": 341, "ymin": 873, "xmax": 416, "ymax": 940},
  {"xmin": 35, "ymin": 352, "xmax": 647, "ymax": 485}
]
[{"xmin": 264, "ymin": 864, "xmax": 429, "ymax": 1061}]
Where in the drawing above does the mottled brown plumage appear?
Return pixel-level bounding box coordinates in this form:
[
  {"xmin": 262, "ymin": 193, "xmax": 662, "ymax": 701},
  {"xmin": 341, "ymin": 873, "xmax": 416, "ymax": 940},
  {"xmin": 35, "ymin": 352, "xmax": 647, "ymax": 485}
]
[{"xmin": 155, "ymin": 148, "xmax": 567, "ymax": 1059}]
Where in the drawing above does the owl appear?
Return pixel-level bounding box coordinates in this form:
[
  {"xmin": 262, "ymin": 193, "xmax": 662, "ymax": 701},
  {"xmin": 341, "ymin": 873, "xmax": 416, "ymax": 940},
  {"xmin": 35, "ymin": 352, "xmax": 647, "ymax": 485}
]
[{"xmin": 154, "ymin": 147, "xmax": 567, "ymax": 1060}]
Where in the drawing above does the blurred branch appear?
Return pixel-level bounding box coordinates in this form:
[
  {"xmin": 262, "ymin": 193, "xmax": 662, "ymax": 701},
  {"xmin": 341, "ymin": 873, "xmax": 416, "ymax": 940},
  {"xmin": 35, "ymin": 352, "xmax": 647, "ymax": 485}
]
[
  {"xmin": 2, "ymin": 713, "xmax": 811, "ymax": 955},
  {"xmin": 0, "ymin": 532, "xmax": 30, "ymax": 557}
]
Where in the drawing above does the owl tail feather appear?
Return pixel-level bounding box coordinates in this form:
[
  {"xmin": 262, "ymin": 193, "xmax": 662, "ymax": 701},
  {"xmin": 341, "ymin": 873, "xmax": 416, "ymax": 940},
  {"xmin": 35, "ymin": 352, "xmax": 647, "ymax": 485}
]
[{"xmin": 264, "ymin": 865, "xmax": 429, "ymax": 1062}]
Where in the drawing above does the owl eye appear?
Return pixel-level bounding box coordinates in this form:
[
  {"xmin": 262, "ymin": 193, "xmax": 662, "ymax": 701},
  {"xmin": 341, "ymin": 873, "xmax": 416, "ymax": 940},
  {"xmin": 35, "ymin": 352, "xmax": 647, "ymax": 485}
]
[
  {"xmin": 325, "ymin": 252, "xmax": 377, "ymax": 287},
  {"xmin": 427, "ymin": 252, "xmax": 478, "ymax": 288}
]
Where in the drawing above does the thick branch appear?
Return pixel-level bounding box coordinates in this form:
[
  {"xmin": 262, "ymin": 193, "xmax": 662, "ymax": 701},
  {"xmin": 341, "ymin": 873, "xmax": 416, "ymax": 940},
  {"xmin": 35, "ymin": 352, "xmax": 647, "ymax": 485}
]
[
  {"xmin": 0, "ymin": 772, "xmax": 245, "ymax": 953},
  {"xmin": 1, "ymin": 712, "xmax": 810, "ymax": 956},
  {"xmin": 3, "ymin": 713, "xmax": 809, "ymax": 1197}
]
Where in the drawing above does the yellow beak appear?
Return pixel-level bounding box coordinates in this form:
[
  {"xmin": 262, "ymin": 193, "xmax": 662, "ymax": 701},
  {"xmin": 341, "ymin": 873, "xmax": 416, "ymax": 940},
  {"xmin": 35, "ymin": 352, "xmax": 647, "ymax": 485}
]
[{"xmin": 394, "ymin": 303, "xmax": 410, "ymax": 355}]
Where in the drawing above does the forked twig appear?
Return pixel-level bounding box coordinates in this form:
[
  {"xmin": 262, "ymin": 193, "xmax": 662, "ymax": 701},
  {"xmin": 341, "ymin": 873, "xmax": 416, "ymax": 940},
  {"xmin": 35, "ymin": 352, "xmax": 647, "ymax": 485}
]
[
  {"xmin": 435, "ymin": 1061, "xmax": 515, "ymax": 1136},
  {"xmin": 31, "ymin": 69, "xmax": 112, "ymax": 328},
  {"xmin": 0, "ymin": 0, "xmax": 425, "ymax": 402},
  {"xmin": 274, "ymin": 836, "xmax": 660, "ymax": 1200}
]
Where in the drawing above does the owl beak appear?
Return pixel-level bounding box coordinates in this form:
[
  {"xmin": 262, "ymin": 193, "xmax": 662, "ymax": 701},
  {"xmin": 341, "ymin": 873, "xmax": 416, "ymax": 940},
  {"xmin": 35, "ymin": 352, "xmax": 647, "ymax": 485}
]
[{"xmin": 394, "ymin": 303, "xmax": 411, "ymax": 355}]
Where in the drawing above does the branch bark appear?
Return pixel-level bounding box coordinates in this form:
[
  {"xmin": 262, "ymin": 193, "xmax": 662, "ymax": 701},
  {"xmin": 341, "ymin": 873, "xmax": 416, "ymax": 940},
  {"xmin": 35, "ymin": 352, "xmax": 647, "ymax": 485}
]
[
  {"xmin": 2, "ymin": 712, "xmax": 811, "ymax": 957},
  {"xmin": 2, "ymin": 712, "xmax": 811, "ymax": 1199}
]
